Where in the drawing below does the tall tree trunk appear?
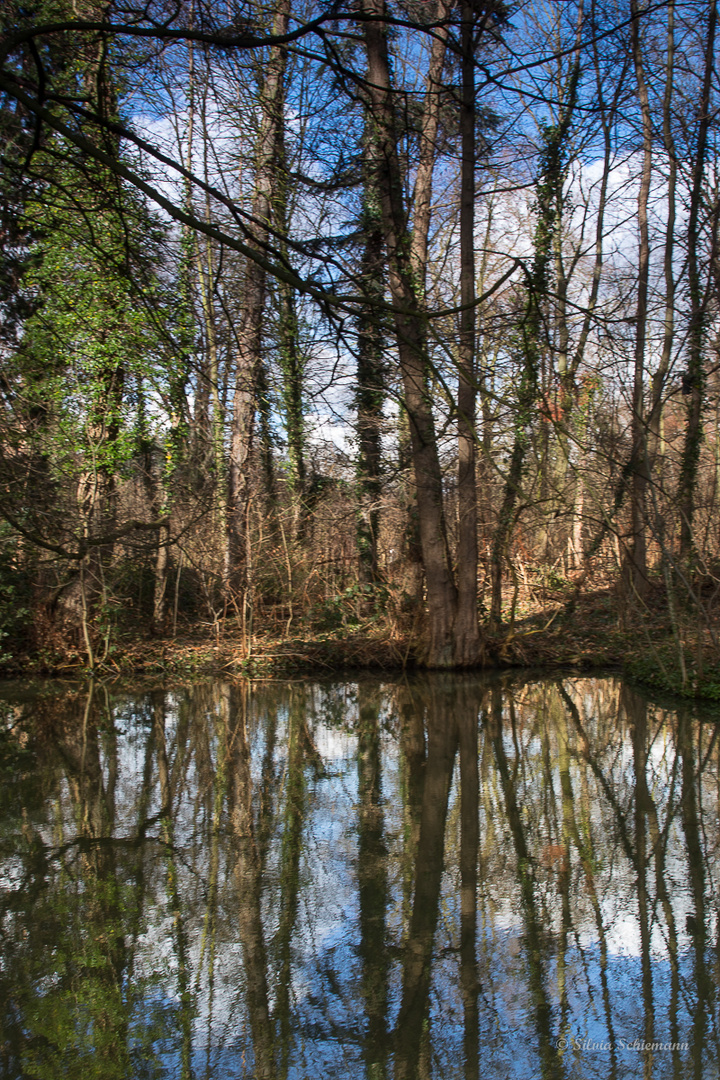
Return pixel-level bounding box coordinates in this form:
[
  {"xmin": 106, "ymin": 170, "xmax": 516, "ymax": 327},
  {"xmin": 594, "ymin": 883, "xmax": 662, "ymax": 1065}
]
[
  {"xmin": 623, "ymin": 0, "xmax": 653, "ymax": 602},
  {"xmin": 255, "ymin": 356, "xmax": 278, "ymax": 531},
  {"xmin": 150, "ymin": 6, "xmax": 196, "ymax": 634},
  {"xmin": 678, "ymin": 0, "xmax": 717, "ymax": 558},
  {"xmin": 195, "ymin": 46, "xmax": 228, "ymax": 558},
  {"xmin": 395, "ymin": 0, "xmax": 451, "ymax": 612},
  {"xmin": 646, "ymin": 0, "xmax": 677, "ymax": 476},
  {"xmin": 455, "ymin": 0, "xmax": 481, "ymax": 664},
  {"xmin": 408, "ymin": 0, "xmax": 451, "ymax": 289},
  {"xmin": 571, "ymin": 14, "xmax": 622, "ymax": 376},
  {"xmin": 273, "ymin": 120, "xmax": 308, "ymax": 539},
  {"xmin": 490, "ymin": 59, "xmax": 579, "ymax": 629},
  {"xmin": 63, "ymin": 12, "xmax": 126, "ymax": 643},
  {"xmin": 226, "ymin": 0, "xmax": 290, "ymax": 602},
  {"xmin": 278, "ymin": 274, "xmax": 307, "ymax": 535},
  {"xmin": 362, "ymin": 0, "xmax": 459, "ymax": 667},
  {"xmin": 548, "ymin": 3, "xmax": 586, "ymax": 565},
  {"xmin": 356, "ymin": 123, "xmax": 386, "ymax": 584}
]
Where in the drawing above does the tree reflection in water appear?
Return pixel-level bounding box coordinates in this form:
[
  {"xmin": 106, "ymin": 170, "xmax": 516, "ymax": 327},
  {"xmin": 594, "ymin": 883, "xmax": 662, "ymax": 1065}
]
[{"xmin": 0, "ymin": 674, "xmax": 718, "ymax": 1079}]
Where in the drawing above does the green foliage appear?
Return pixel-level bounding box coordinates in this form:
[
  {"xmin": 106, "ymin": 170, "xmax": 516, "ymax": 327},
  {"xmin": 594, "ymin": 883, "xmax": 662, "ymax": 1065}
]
[
  {"xmin": 310, "ymin": 583, "xmax": 390, "ymax": 632},
  {"xmin": 0, "ymin": 528, "xmax": 32, "ymax": 662},
  {"xmin": 626, "ymin": 645, "xmax": 720, "ymax": 702},
  {"xmin": 0, "ymin": 122, "xmax": 192, "ymax": 663},
  {"xmin": 8, "ymin": 868, "xmax": 189, "ymax": 1080},
  {"xmin": 15, "ymin": 176, "xmax": 181, "ymax": 484}
]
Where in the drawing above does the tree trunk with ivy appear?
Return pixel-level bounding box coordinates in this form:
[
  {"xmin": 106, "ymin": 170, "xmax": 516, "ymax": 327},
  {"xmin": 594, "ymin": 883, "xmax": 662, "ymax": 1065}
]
[
  {"xmin": 489, "ymin": 59, "xmax": 579, "ymax": 630},
  {"xmin": 678, "ymin": 0, "xmax": 716, "ymax": 559},
  {"xmin": 356, "ymin": 122, "xmax": 386, "ymax": 586}
]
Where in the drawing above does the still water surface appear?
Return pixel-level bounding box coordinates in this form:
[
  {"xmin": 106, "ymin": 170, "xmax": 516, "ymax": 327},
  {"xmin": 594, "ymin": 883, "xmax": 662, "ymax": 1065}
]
[{"xmin": 0, "ymin": 673, "xmax": 718, "ymax": 1079}]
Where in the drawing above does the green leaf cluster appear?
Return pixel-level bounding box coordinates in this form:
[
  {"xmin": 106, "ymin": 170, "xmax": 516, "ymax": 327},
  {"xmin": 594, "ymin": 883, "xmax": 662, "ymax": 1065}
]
[{"xmin": 11, "ymin": 161, "xmax": 186, "ymax": 484}]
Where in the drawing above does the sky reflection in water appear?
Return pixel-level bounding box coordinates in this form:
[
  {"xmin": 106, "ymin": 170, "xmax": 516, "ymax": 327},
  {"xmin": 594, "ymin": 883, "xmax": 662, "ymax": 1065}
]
[{"xmin": 0, "ymin": 674, "xmax": 718, "ymax": 1079}]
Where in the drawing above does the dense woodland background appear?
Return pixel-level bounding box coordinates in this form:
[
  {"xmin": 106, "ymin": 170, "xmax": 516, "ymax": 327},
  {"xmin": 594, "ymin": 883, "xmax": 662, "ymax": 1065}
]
[{"xmin": 1, "ymin": 0, "xmax": 719, "ymax": 676}]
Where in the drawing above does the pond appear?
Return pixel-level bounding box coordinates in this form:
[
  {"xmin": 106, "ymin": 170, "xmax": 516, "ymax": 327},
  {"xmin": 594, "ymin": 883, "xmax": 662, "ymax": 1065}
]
[{"xmin": 0, "ymin": 673, "xmax": 718, "ymax": 1079}]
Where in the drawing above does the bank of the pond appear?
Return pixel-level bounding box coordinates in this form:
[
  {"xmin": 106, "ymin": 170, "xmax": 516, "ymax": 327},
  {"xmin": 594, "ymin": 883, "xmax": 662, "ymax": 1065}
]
[{"xmin": 5, "ymin": 586, "xmax": 719, "ymax": 701}]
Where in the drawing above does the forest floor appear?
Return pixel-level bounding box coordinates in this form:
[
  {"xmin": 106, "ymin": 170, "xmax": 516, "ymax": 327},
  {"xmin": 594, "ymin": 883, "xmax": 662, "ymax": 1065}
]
[
  {"xmin": 113, "ymin": 587, "xmax": 637, "ymax": 676},
  {"xmin": 8, "ymin": 579, "xmax": 718, "ymax": 701}
]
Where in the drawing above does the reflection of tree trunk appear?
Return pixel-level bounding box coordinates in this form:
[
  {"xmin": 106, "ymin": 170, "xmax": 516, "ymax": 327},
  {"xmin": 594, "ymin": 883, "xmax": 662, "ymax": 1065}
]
[
  {"xmin": 275, "ymin": 688, "xmax": 306, "ymax": 1078},
  {"xmin": 258, "ymin": 701, "xmax": 279, "ymax": 869},
  {"xmin": 55, "ymin": 684, "xmax": 114, "ymax": 865},
  {"xmin": 563, "ymin": 684, "xmax": 635, "ymax": 864},
  {"xmin": 647, "ymin": 763, "xmax": 682, "ymax": 1077},
  {"xmin": 227, "ymin": 684, "xmax": 274, "ymax": 1079},
  {"xmin": 394, "ymin": 680, "xmax": 458, "ymax": 1080},
  {"xmin": 125, "ymin": 701, "xmax": 156, "ymax": 982},
  {"xmin": 678, "ymin": 708, "xmax": 712, "ymax": 1079},
  {"xmin": 196, "ymin": 687, "xmax": 230, "ymax": 1066},
  {"xmin": 397, "ymin": 683, "xmax": 427, "ymax": 920},
  {"xmin": 458, "ymin": 682, "xmax": 479, "ymax": 1080},
  {"xmin": 168, "ymin": 687, "xmax": 192, "ymax": 800},
  {"xmin": 623, "ymin": 685, "xmax": 655, "ymax": 1080},
  {"xmin": 487, "ymin": 685, "xmax": 563, "ymax": 1080},
  {"xmin": 153, "ymin": 692, "xmax": 194, "ymax": 1078},
  {"xmin": 45, "ymin": 683, "xmax": 132, "ymax": 1070},
  {"xmin": 555, "ymin": 685, "xmax": 618, "ymax": 1079},
  {"xmin": 357, "ymin": 684, "xmax": 389, "ymax": 1079},
  {"xmin": 611, "ymin": 682, "xmax": 682, "ymax": 1074},
  {"xmin": 556, "ymin": 702, "xmax": 572, "ymax": 1035}
]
